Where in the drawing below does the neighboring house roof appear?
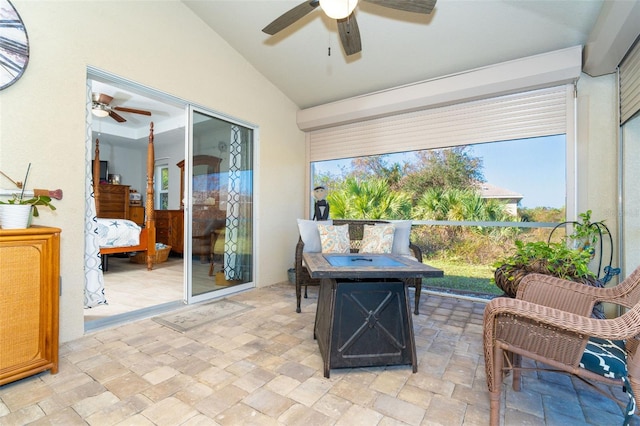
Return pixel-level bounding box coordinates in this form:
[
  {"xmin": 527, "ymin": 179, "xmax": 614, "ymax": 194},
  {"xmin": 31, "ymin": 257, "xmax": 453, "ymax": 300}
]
[{"xmin": 475, "ymin": 182, "xmax": 523, "ymax": 202}]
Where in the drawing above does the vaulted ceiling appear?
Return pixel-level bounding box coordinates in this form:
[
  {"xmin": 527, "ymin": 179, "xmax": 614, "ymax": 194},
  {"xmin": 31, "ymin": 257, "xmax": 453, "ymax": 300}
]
[
  {"xmin": 93, "ymin": 0, "xmax": 640, "ymax": 145},
  {"xmin": 182, "ymin": 0, "xmax": 608, "ymax": 109}
]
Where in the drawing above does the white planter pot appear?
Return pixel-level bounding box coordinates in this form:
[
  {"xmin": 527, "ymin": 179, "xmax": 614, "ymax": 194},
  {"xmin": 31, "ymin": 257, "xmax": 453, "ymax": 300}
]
[{"xmin": 0, "ymin": 204, "xmax": 33, "ymax": 229}]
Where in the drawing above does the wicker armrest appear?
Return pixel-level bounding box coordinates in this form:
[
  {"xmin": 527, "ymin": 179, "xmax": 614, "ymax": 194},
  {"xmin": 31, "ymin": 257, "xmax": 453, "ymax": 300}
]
[{"xmin": 485, "ymin": 296, "xmax": 640, "ymax": 351}]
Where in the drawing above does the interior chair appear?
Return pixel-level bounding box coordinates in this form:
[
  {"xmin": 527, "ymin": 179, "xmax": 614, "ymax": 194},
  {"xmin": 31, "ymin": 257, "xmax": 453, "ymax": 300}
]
[
  {"xmin": 483, "ymin": 266, "xmax": 640, "ymax": 426},
  {"xmin": 295, "ymin": 219, "xmax": 424, "ymax": 314}
]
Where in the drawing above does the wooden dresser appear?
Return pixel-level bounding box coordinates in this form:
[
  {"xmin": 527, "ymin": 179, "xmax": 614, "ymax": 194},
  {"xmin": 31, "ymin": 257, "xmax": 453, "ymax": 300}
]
[
  {"xmin": 128, "ymin": 206, "xmax": 145, "ymax": 226},
  {"xmin": 0, "ymin": 226, "xmax": 60, "ymax": 385},
  {"xmin": 96, "ymin": 184, "xmax": 130, "ymax": 219},
  {"xmin": 156, "ymin": 210, "xmax": 184, "ymax": 254}
]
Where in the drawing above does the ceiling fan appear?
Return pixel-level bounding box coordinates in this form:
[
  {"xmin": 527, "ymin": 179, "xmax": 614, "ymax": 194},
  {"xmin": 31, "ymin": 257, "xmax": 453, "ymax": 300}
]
[
  {"xmin": 91, "ymin": 93, "xmax": 152, "ymax": 123},
  {"xmin": 262, "ymin": 0, "xmax": 437, "ymax": 56}
]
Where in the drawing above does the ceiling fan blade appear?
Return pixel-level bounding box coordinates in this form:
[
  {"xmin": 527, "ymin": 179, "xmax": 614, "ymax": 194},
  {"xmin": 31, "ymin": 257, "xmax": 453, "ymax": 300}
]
[
  {"xmin": 262, "ymin": 0, "xmax": 319, "ymax": 35},
  {"xmin": 109, "ymin": 110, "xmax": 126, "ymax": 123},
  {"xmin": 364, "ymin": 0, "xmax": 436, "ymax": 14},
  {"xmin": 337, "ymin": 14, "xmax": 362, "ymax": 56},
  {"xmin": 93, "ymin": 93, "xmax": 113, "ymax": 105},
  {"xmin": 113, "ymin": 106, "xmax": 152, "ymax": 116}
]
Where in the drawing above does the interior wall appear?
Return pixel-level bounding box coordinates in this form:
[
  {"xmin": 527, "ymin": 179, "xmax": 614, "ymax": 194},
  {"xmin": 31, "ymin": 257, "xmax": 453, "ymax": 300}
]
[
  {"xmin": 155, "ymin": 138, "xmax": 185, "ymax": 211},
  {"xmin": 576, "ymin": 73, "xmax": 620, "ymax": 276},
  {"xmin": 622, "ymin": 115, "xmax": 640, "ymax": 274},
  {"xmin": 0, "ymin": 0, "xmax": 305, "ymax": 343}
]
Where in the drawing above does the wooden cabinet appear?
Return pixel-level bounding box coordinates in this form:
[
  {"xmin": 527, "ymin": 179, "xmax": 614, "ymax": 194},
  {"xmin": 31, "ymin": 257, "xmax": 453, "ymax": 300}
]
[
  {"xmin": 128, "ymin": 206, "xmax": 145, "ymax": 226},
  {"xmin": 156, "ymin": 210, "xmax": 183, "ymax": 254},
  {"xmin": 96, "ymin": 184, "xmax": 130, "ymax": 219},
  {"xmin": 0, "ymin": 226, "xmax": 60, "ymax": 386}
]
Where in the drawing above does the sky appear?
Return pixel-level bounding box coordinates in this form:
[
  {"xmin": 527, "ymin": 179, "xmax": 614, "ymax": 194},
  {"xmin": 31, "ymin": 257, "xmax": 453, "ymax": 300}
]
[{"xmin": 312, "ymin": 134, "xmax": 566, "ymax": 209}]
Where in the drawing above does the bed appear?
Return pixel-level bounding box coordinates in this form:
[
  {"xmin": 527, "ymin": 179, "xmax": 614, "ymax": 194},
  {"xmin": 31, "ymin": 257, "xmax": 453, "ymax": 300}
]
[{"xmin": 92, "ymin": 122, "xmax": 157, "ymax": 270}]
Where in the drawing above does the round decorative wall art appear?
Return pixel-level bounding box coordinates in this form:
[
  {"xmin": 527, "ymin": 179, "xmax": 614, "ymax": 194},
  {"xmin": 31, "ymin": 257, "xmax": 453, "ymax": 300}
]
[{"xmin": 0, "ymin": 0, "xmax": 29, "ymax": 90}]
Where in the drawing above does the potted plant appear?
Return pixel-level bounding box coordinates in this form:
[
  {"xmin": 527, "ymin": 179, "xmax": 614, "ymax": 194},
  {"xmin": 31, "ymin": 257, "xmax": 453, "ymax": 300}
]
[
  {"xmin": 493, "ymin": 210, "xmax": 605, "ymax": 298},
  {"xmin": 0, "ymin": 194, "xmax": 56, "ymax": 229}
]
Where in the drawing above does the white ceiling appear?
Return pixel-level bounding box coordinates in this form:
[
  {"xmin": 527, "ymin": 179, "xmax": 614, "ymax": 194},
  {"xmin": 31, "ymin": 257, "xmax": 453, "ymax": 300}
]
[
  {"xmin": 182, "ymin": 0, "xmax": 605, "ymax": 109},
  {"xmin": 93, "ymin": 0, "xmax": 627, "ymax": 145}
]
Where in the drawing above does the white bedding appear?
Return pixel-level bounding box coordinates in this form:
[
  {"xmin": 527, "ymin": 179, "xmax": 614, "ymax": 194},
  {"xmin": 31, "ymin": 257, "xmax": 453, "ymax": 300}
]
[{"xmin": 96, "ymin": 218, "xmax": 141, "ymax": 248}]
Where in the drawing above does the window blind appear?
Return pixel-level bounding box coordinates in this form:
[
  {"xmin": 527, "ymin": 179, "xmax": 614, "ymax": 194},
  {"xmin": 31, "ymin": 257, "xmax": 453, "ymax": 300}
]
[
  {"xmin": 620, "ymin": 37, "xmax": 640, "ymax": 125},
  {"xmin": 309, "ymin": 85, "xmax": 572, "ymax": 162}
]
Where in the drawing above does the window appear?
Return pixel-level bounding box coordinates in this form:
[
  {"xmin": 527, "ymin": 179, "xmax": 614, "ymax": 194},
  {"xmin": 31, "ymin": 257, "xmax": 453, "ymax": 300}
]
[{"xmin": 156, "ymin": 164, "xmax": 169, "ymax": 210}]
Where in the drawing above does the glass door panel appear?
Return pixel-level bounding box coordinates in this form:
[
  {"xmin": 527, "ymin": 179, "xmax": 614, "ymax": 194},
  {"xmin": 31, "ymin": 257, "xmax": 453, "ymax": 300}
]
[{"xmin": 186, "ymin": 108, "xmax": 254, "ymax": 303}]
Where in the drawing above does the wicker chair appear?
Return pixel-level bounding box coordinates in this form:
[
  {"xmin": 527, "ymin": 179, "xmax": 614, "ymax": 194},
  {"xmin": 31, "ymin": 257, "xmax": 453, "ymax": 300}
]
[
  {"xmin": 483, "ymin": 266, "xmax": 640, "ymax": 426},
  {"xmin": 295, "ymin": 219, "xmax": 424, "ymax": 314}
]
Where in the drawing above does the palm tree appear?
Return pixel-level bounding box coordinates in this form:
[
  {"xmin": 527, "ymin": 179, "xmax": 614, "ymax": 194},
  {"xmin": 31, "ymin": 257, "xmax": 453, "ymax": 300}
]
[{"xmin": 327, "ymin": 178, "xmax": 412, "ymax": 219}]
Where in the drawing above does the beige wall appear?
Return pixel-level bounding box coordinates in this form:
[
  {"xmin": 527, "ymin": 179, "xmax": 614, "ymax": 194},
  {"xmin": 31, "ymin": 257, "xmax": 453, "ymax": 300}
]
[
  {"xmin": 576, "ymin": 73, "xmax": 620, "ymax": 273},
  {"xmin": 0, "ymin": 1, "xmax": 305, "ymax": 342}
]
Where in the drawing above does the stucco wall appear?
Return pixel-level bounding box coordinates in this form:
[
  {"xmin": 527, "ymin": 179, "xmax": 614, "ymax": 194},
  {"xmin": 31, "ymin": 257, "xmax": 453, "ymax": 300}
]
[
  {"xmin": 0, "ymin": 0, "xmax": 305, "ymax": 342},
  {"xmin": 576, "ymin": 73, "xmax": 620, "ymax": 273}
]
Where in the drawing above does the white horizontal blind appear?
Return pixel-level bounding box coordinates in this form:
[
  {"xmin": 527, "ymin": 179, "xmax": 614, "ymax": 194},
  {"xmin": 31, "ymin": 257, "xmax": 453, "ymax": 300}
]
[
  {"xmin": 620, "ymin": 38, "xmax": 640, "ymax": 125},
  {"xmin": 309, "ymin": 86, "xmax": 571, "ymax": 162}
]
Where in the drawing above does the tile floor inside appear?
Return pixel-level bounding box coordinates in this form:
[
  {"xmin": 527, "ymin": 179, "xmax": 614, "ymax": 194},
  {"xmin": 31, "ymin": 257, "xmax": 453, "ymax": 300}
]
[{"xmin": 2, "ymin": 282, "xmax": 636, "ymax": 425}]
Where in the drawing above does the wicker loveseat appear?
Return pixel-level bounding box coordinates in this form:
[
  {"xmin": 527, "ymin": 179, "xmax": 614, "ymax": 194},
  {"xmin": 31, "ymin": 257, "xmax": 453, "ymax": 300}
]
[{"xmin": 294, "ymin": 219, "xmax": 424, "ymax": 314}]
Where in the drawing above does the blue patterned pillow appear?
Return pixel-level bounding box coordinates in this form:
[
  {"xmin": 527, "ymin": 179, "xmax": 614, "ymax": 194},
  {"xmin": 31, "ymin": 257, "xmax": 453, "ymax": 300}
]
[{"xmin": 580, "ymin": 337, "xmax": 635, "ymax": 424}]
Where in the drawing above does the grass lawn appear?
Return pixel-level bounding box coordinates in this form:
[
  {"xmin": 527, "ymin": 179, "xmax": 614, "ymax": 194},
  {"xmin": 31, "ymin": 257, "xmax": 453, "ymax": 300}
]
[{"xmin": 422, "ymin": 259, "xmax": 504, "ymax": 297}]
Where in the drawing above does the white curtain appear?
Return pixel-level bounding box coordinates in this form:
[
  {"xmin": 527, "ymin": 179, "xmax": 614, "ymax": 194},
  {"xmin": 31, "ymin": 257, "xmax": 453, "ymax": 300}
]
[{"xmin": 84, "ymin": 80, "xmax": 107, "ymax": 308}]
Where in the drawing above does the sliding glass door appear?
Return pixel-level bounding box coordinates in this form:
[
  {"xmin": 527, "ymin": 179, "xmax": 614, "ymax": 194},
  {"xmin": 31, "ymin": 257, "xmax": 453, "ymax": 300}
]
[{"xmin": 186, "ymin": 107, "xmax": 255, "ymax": 303}]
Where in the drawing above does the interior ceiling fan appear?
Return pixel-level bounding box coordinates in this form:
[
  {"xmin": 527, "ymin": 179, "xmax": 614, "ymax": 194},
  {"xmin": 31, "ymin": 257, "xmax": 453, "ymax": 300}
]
[
  {"xmin": 262, "ymin": 0, "xmax": 437, "ymax": 56},
  {"xmin": 91, "ymin": 93, "xmax": 152, "ymax": 123}
]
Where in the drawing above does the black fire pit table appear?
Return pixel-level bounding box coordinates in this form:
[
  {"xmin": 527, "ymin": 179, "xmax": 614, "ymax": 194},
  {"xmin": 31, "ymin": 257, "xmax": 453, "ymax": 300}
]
[{"xmin": 302, "ymin": 252, "xmax": 444, "ymax": 378}]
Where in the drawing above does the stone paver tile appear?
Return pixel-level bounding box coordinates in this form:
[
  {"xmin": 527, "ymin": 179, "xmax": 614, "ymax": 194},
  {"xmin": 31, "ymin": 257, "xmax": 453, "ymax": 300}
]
[
  {"xmin": 27, "ymin": 406, "xmax": 85, "ymax": 425},
  {"xmin": 194, "ymin": 384, "xmax": 248, "ymax": 418},
  {"xmin": 278, "ymin": 403, "xmax": 334, "ymax": 425},
  {"xmin": 196, "ymin": 367, "xmax": 236, "ymax": 391},
  {"xmin": 312, "ymin": 393, "xmax": 352, "ymax": 419},
  {"xmin": 215, "ymin": 403, "xmax": 278, "ymax": 426},
  {"xmin": 0, "ymin": 404, "xmax": 45, "ymax": 425},
  {"xmin": 104, "ymin": 372, "xmax": 150, "ymax": 399},
  {"xmin": 369, "ymin": 370, "xmax": 409, "ymax": 397},
  {"xmin": 86, "ymin": 361, "xmax": 130, "ymax": 383},
  {"xmin": 406, "ymin": 372, "xmax": 455, "ymax": 397},
  {"xmin": 374, "ymin": 393, "xmax": 425, "ymax": 426},
  {"xmin": 113, "ymin": 413, "xmax": 155, "ymax": 425},
  {"xmin": 423, "ymin": 393, "xmax": 466, "ymax": 425},
  {"xmin": 0, "ymin": 380, "xmax": 53, "ymax": 412},
  {"xmin": 243, "ymin": 388, "xmax": 294, "ymax": 417},
  {"xmin": 174, "ymin": 382, "xmax": 214, "ymax": 406},
  {"xmin": 276, "ymin": 361, "xmax": 316, "ymax": 382},
  {"xmin": 290, "ymin": 377, "xmax": 333, "ymax": 407},
  {"xmin": 72, "ymin": 391, "xmax": 120, "ymax": 418},
  {"xmin": 334, "ymin": 404, "xmax": 384, "ymax": 426},
  {"xmin": 502, "ymin": 407, "xmax": 545, "ymax": 426},
  {"xmin": 397, "ymin": 384, "xmax": 433, "ymax": 410},
  {"xmin": 84, "ymin": 394, "xmax": 152, "ymax": 426},
  {"xmin": 140, "ymin": 396, "xmax": 198, "ymax": 426},
  {"xmin": 232, "ymin": 368, "xmax": 275, "ymax": 393},
  {"xmin": 330, "ymin": 380, "xmax": 378, "ymax": 406},
  {"xmin": 180, "ymin": 413, "xmax": 221, "ymax": 425},
  {"xmin": 142, "ymin": 365, "xmax": 180, "ymax": 385},
  {"xmin": 143, "ymin": 374, "xmax": 195, "ymax": 402},
  {"xmin": 265, "ymin": 375, "xmax": 301, "ymax": 396},
  {"xmin": 170, "ymin": 356, "xmax": 212, "ymax": 376}
]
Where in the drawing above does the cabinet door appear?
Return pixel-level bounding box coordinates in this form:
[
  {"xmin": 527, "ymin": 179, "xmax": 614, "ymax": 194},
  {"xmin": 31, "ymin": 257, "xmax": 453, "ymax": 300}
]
[{"xmin": 0, "ymin": 228, "xmax": 60, "ymax": 385}]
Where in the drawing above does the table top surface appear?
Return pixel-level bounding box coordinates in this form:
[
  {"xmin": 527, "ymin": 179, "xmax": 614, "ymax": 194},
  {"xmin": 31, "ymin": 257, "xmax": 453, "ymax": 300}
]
[{"xmin": 303, "ymin": 252, "xmax": 444, "ymax": 279}]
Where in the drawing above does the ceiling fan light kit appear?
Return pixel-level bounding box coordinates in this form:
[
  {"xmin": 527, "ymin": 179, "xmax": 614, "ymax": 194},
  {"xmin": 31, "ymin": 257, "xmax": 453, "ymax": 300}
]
[
  {"xmin": 91, "ymin": 105, "xmax": 109, "ymax": 118},
  {"xmin": 320, "ymin": 0, "xmax": 358, "ymax": 20},
  {"xmin": 262, "ymin": 0, "xmax": 436, "ymax": 56}
]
